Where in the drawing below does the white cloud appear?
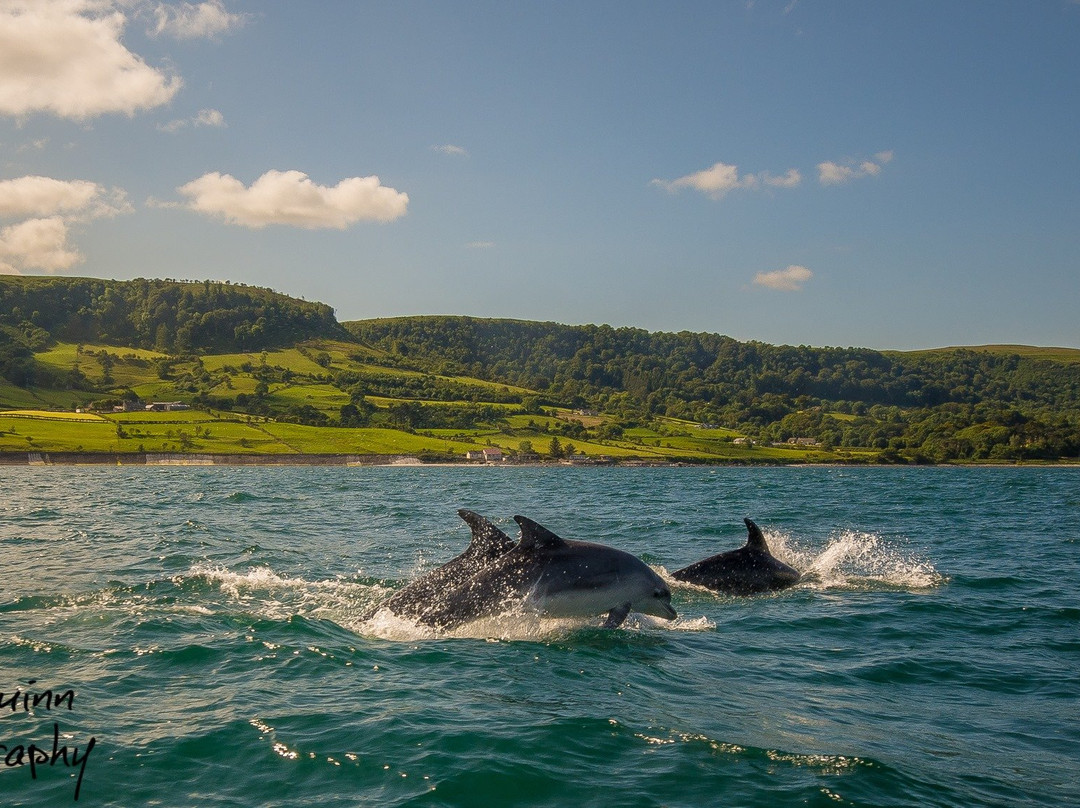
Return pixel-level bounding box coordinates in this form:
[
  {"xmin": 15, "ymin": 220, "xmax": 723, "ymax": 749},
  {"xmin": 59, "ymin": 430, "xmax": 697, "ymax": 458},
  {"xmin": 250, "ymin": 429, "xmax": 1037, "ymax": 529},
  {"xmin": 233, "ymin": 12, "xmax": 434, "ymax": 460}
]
[
  {"xmin": 0, "ymin": 174, "xmax": 132, "ymax": 273},
  {"xmin": 150, "ymin": 1, "xmax": 246, "ymax": 39},
  {"xmin": 818, "ymin": 151, "xmax": 894, "ymax": 185},
  {"xmin": 432, "ymin": 144, "xmax": 468, "ymax": 157},
  {"xmin": 652, "ymin": 162, "xmax": 740, "ymax": 198},
  {"xmin": 0, "ymin": 175, "xmax": 132, "ymax": 219},
  {"xmin": 158, "ymin": 107, "xmax": 226, "ymax": 132},
  {"xmin": 194, "ymin": 108, "xmax": 225, "ymax": 127},
  {"xmin": 465, "ymin": 241, "xmax": 494, "ymax": 249},
  {"xmin": 176, "ymin": 169, "xmax": 410, "ymax": 229},
  {"xmin": 0, "ymin": 216, "xmax": 83, "ymax": 273},
  {"xmin": 17, "ymin": 137, "xmax": 49, "ymax": 152},
  {"xmin": 0, "ymin": 0, "xmax": 182, "ymax": 119},
  {"xmin": 760, "ymin": 168, "xmax": 802, "ymax": 189},
  {"xmin": 651, "ymin": 161, "xmax": 801, "ymax": 199},
  {"xmin": 817, "ymin": 162, "xmax": 855, "ymax": 185},
  {"xmin": 753, "ymin": 264, "xmax": 813, "ymax": 291}
]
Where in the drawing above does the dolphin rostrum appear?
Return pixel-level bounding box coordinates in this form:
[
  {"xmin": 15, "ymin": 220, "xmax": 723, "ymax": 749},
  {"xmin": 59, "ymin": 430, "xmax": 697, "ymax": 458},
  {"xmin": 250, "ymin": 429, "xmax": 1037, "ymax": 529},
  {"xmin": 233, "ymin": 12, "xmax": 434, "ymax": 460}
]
[
  {"xmin": 379, "ymin": 509, "xmax": 516, "ymax": 622},
  {"xmin": 398, "ymin": 514, "xmax": 677, "ymax": 630},
  {"xmin": 672, "ymin": 518, "xmax": 801, "ymax": 595}
]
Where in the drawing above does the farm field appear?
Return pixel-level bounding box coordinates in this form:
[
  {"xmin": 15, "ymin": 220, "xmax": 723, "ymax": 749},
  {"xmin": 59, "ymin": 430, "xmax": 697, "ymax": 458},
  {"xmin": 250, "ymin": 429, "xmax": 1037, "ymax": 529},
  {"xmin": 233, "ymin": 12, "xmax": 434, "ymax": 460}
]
[
  {"xmin": 0, "ymin": 330, "xmax": 890, "ymax": 464},
  {"xmin": 0, "ymin": 405, "xmax": 862, "ymax": 464}
]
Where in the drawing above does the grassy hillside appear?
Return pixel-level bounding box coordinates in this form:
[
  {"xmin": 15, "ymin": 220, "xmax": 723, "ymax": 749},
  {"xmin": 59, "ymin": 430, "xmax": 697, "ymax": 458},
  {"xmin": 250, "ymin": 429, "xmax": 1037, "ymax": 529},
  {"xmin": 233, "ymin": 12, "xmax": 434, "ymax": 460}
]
[
  {"xmin": 2, "ymin": 333, "xmax": 805, "ymax": 462},
  {"xmin": 1, "ymin": 327, "xmax": 873, "ymax": 463},
  {"xmin": 898, "ymin": 345, "xmax": 1080, "ymax": 365},
  {"xmin": 1, "ymin": 277, "xmax": 1078, "ymax": 464}
]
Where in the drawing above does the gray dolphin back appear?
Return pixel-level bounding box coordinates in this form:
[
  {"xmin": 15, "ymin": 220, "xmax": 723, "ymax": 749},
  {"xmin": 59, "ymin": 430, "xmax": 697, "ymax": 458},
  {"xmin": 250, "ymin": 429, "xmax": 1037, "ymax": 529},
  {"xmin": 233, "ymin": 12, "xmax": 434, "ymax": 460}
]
[
  {"xmin": 380, "ymin": 510, "xmax": 514, "ymax": 621},
  {"xmin": 744, "ymin": 517, "xmax": 769, "ymax": 551},
  {"xmin": 381, "ymin": 511, "xmax": 677, "ymax": 630},
  {"xmin": 672, "ymin": 518, "xmax": 800, "ymax": 596},
  {"xmin": 513, "ymin": 515, "xmax": 568, "ymax": 551},
  {"xmin": 459, "ymin": 508, "xmax": 517, "ymax": 558}
]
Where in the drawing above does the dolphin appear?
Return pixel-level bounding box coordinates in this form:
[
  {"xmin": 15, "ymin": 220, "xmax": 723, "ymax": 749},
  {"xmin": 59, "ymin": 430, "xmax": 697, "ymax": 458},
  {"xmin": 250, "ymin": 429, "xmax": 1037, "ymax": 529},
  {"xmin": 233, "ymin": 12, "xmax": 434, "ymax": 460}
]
[
  {"xmin": 411, "ymin": 515, "xmax": 678, "ymax": 630},
  {"xmin": 380, "ymin": 509, "xmax": 516, "ymax": 622},
  {"xmin": 672, "ymin": 518, "xmax": 801, "ymax": 595}
]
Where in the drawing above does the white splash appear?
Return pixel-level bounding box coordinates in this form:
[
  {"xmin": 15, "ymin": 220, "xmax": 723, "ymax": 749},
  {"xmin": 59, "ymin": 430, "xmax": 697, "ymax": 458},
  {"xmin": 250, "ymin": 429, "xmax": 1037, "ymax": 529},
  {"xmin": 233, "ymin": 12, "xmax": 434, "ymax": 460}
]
[
  {"xmin": 768, "ymin": 529, "xmax": 943, "ymax": 591},
  {"xmin": 185, "ymin": 563, "xmax": 392, "ymax": 622},
  {"xmin": 350, "ymin": 599, "xmax": 707, "ymax": 643}
]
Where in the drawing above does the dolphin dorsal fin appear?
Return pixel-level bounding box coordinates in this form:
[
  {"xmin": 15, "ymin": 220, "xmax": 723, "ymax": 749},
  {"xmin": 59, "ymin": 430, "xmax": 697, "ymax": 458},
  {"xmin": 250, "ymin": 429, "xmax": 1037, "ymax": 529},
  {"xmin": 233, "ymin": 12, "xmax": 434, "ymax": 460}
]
[
  {"xmin": 513, "ymin": 515, "xmax": 568, "ymax": 551},
  {"xmin": 458, "ymin": 509, "xmax": 515, "ymax": 556},
  {"xmin": 744, "ymin": 518, "xmax": 770, "ymax": 552}
]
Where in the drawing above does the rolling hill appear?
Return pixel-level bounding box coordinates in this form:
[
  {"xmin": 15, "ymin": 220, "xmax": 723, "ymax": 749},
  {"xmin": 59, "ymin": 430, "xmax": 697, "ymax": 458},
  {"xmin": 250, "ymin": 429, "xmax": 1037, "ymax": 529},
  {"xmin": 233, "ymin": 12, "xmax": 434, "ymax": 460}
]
[{"xmin": 2, "ymin": 276, "xmax": 1077, "ymax": 464}]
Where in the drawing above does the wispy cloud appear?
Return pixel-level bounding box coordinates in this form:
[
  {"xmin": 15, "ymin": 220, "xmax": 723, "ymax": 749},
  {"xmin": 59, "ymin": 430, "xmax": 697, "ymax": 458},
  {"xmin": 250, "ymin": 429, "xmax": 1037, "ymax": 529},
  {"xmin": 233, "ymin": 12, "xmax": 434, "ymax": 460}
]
[
  {"xmin": 432, "ymin": 144, "xmax": 469, "ymax": 157},
  {"xmin": 0, "ymin": 0, "xmax": 182, "ymax": 120},
  {"xmin": 655, "ymin": 152, "xmax": 892, "ymax": 200},
  {"xmin": 753, "ymin": 264, "xmax": 813, "ymax": 291},
  {"xmin": 651, "ymin": 162, "xmax": 801, "ymax": 199},
  {"xmin": 465, "ymin": 241, "xmax": 494, "ymax": 249},
  {"xmin": 176, "ymin": 169, "xmax": 409, "ymax": 229},
  {"xmin": 149, "ymin": 1, "xmax": 248, "ymax": 40},
  {"xmin": 17, "ymin": 138, "xmax": 50, "ymax": 153},
  {"xmin": 158, "ymin": 108, "xmax": 226, "ymax": 133},
  {"xmin": 818, "ymin": 151, "xmax": 894, "ymax": 185}
]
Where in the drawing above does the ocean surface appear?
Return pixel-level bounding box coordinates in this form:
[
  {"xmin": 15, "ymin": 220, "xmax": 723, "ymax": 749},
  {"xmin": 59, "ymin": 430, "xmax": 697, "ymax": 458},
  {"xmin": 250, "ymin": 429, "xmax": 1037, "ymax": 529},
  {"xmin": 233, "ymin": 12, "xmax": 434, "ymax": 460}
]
[{"xmin": 1, "ymin": 466, "xmax": 1077, "ymax": 807}]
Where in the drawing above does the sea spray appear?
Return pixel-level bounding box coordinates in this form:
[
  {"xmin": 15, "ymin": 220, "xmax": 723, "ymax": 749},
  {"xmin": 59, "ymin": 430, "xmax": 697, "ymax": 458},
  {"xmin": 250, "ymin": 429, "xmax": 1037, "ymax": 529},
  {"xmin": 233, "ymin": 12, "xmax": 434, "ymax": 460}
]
[{"xmin": 769, "ymin": 528, "xmax": 943, "ymax": 590}]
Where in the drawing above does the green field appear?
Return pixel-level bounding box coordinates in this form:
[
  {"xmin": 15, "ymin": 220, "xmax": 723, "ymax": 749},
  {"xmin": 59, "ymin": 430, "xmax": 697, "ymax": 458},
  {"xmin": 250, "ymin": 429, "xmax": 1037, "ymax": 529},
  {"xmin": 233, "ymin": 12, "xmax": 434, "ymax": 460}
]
[
  {"xmin": 896, "ymin": 344, "xmax": 1080, "ymax": 365},
  {"xmin": 0, "ymin": 411, "xmax": 482, "ymax": 457},
  {"xmin": 267, "ymin": 383, "xmax": 350, "ymax": 414},
  {"xmin": 0, "ymin": 412, "xmax": 120, "ymax": 452},
  {"xmin": 200, "ymin": 347, "xmax": 329, "ymax": 376},
  {"xmin": 0, "ymin": 405, "xmax": 874, "ymax": 463},
  {"xmin": 1, "ymin": 337, "xmax": 880, "ymax": 463}
]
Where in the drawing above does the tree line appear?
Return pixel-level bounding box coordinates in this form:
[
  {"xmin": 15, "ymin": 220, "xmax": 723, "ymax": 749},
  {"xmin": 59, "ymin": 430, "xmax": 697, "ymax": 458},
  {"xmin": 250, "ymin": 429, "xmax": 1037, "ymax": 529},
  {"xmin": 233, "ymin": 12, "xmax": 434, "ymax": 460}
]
[
  {"xmin": 346, "ymin": 316, "xmax": 1080, "ymax": 461},
  {"xmin": 0, "ymin": 276, "xmax": 342, "ymax": 358}
]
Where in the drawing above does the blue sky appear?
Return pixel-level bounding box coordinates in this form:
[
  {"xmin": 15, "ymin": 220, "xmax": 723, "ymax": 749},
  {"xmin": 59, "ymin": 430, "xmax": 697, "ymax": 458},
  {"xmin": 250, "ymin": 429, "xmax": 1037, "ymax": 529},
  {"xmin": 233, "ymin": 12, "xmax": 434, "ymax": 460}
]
[{"xmin": 1, "ymin": 0, "xmax": 1078, "ymax": 350}]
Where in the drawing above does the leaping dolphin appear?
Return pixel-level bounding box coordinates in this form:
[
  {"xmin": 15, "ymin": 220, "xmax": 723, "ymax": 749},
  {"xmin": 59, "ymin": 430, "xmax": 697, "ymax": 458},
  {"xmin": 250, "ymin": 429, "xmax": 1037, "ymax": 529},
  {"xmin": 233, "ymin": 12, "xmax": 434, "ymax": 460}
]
[
  {"xmin": 394, "ymin": 514, "xmax": 677, "ymax": 630},
  {"xmin": 380, "ymin": 509, "xmax": 516, "ymax": 622},
  {"xmin": 672, "ymin": 518, "xmax": 800, "ymax": 595}
]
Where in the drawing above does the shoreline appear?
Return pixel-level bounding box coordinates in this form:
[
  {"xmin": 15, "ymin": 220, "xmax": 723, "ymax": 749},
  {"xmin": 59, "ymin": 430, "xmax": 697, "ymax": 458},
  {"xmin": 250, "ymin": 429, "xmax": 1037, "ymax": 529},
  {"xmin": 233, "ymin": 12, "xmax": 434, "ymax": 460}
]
[
  {"xmin": 0, "ymin": 452, "xmax": 708, "ymax": 467},
  {"xmin": 0, "ymin": 451, "xmax": 1076, "ymax": 468}
]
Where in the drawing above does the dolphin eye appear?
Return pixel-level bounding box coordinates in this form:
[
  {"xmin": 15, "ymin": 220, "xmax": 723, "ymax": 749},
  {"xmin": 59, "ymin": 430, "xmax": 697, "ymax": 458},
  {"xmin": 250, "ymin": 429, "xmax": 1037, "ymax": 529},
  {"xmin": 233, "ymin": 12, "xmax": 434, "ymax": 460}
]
[{"xmin": 654, "ymin": 588, "xmax": 664, "ymax": 598}]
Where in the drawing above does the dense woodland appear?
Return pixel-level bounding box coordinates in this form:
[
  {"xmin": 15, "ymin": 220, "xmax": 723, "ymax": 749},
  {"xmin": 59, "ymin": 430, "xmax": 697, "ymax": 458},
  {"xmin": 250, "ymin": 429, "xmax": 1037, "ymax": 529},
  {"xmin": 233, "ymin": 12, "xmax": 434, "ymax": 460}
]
[
  {"xmin": 346, "ymin": 316, "xmax": 1080, "ymax": 462},
  {"xmin": 2, "ymin": 277, "xmax": 1079, "ymax": 463},
  {"xmin": 0, "ymin": 276, "xmax": 342, "ymax": 355}
]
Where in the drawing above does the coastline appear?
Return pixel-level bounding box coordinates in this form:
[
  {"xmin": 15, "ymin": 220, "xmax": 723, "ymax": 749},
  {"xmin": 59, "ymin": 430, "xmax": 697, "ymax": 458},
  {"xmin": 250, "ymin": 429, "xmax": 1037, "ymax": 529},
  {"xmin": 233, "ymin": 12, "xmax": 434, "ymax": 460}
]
[
  {"xmin": 0, "ymin": 451, "xmax": 684, "ymax": 467},
  {"xmin": 0, "ymin": 451, "xmax": 428, "ymax": 467},
  {"xmin": 0, "ymin": 451, "xmax": 1075, "ymax": 468}
]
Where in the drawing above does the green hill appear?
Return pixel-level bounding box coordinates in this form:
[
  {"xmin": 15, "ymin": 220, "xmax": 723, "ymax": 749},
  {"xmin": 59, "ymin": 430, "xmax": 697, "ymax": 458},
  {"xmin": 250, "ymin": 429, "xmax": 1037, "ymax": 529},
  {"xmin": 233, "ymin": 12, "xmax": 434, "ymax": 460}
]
[
  {"xmin": 898, "ymin": 344, "xmax": 1080, "ymax": 365},
  {"xmin": 1, "ymin": 277, "xmax": 1078, "ymax": 464},
  {"xmin": 0, "ymin": 275, "xmax": 344, "ymax": 356},
  {"xmin": 344, "ymin": 315, "xmax": 1080, "ymax": 463}
]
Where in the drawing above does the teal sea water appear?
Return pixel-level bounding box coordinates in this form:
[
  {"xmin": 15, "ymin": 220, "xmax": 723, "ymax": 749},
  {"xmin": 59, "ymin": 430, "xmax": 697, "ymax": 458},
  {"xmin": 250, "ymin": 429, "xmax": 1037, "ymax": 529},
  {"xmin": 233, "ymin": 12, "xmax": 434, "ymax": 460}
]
[{"xmin": 1, "ymin": 466, "xmax": 1078, "ymax": 807}]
